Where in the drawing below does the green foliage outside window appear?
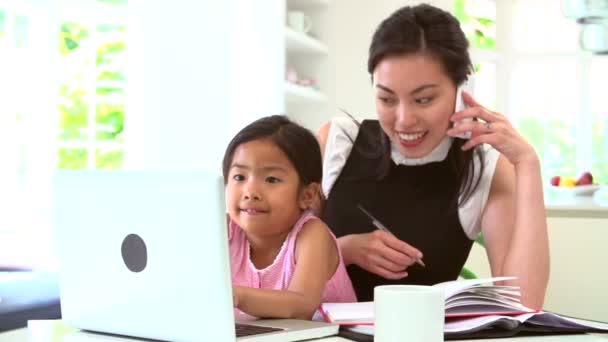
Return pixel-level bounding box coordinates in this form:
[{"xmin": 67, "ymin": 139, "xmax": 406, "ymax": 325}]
[
  {"xmin": 96, "ymin": 24, "xmax": 126, "ymax": 81},
  {"xmin": 97, "ymin": 0, "xmax": 128, "ymax": 5},
  {"xmin": 521, "ymin": 117, "xmax": 606, "ymax": 184},
  {"xmin": 95, "ymin": 103, "xmax": 124, "ymax": 140},
  {"xmin": 453, "ymin": 0, "xmax": 496, "ymax": 50},
  {"xmin": 58, "ymin": 19, "xmax": 127, "ymax": 170},
  {"xmin": 59, "ymin": 85, "xmax": 89, "ymax": 141},
  {"xmin": 58, "ymin": 148, "xmax": 87, "ymax": 169},
  {"xmin": 96, "ymin": 150, "xmax": 124, "ymax": 169},
  {"xmin": 0, "ymin": 9, "xmax": 6, "ymax": 39},
  {"xmin": 592, "ymin": 119, "xmax": 608, "ymax": 184},
  {"xmin": 518, "ymin": 118, "xmax": 578, "ymax": 180},
  {"xmin": 14, "ymin": 15, "xmax": 28, "ymax": 48},
  {"xmin": 60, "ymin": 22, "xmax": 88, "ymax": 55}
]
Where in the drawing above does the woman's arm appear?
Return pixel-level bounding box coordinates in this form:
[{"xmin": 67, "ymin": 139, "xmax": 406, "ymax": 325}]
[
  {"xmin": 234, "ymin": 220, "xmax": 338, "ymax": 319},
  {"xmin": 448, "ymin": 92, "xmax": 549, "ymax": 309},
  {"xmin": 482, "ymin": 155, "xmax": 549, "ymax": 309}
]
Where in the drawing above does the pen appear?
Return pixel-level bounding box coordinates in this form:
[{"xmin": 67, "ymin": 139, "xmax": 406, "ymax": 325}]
[{"xmin": 357, "ymin": 204, "xmax": 426, "ymax": 268}]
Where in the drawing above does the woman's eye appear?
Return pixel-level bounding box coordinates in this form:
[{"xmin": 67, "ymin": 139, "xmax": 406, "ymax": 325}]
[
  {"xmin": 415, "ymin": 97, "xmax": 433, "ymax": 105},
  {"xmin": 379, "ymin": 97, "xmax": 396, "ymax": 105},
  {"xmin": 266, "ymin": 176, "xmax": 281, "ymax": 184},
  {"xmin": 232, "ymin": 174, "xmax": 245, "ymax": 181}
]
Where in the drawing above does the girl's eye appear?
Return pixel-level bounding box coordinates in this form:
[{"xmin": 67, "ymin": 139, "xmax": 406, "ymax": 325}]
[
  {"xmin": 232, "ymin": 174, "xmax": 245, "ymax": 181},
  {"xmin": 415, "ymin": 96, "xmax": 434, "ymax": 105},
  {"xmin": 266, "ymin": 176, "xmax": 281, "ymax": 184}
]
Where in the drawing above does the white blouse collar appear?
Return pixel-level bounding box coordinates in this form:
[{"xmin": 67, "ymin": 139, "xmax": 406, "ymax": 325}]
[{"xmin": 390, "ymin": 136, "xmax": 453, "ymax": 166}]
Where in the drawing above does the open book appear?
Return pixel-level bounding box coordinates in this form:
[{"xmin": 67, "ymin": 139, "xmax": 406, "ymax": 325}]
[
  {"xmin": 339, "ymin": 312, "xmax": 608, "ymax": 340},
  {"xmin": 318, "ymin": 277, "xmax": 608, "ymax": 340},
  {"xmin": 320, "ymin": 277, "xmax": 536, "ymax": 325},
  {"xmin": 340, "ymin": 312, "xmax": 608, "ymax": 342}
]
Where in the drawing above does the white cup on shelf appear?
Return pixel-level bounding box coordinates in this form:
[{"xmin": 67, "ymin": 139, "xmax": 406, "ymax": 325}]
[
  {"xmin": 374, "ymin": 285, "xmax": 444, "ymax": 342},
  {"xmin": 287, "ymin": 11, "xmax": 312, "ymax": 34}
]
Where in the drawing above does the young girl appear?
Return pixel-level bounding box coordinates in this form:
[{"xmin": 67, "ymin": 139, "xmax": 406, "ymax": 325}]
[{"xmin": 222, "ymin": 115, "xmax": 356, "ymax": 320}]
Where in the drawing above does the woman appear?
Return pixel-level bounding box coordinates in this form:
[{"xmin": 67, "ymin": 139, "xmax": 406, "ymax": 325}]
[{"xmin": 317, "ymin": 4, "xmax": 549, "ymax": 309}]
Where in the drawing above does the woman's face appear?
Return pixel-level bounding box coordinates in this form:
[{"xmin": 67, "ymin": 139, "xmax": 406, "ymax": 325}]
[{"xmin": 372, "ymin": 53, "xmax": 457, "ymax": 159}]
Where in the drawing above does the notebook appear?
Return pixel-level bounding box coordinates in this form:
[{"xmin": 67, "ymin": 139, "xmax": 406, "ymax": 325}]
[
  {"xmin": 320, "ymin": 277, "xmax": 536, "ymax": 325},
  {"xmin": 338, "ymin": 312, "xmax": 608, "ymax": 340},
  {"xmin": 53, "ymin": 170, "xmax": 339, "ymax": 342},
  {"xmin": 319, "ymin": 277, "xmax": 608, "ymax": 340}
]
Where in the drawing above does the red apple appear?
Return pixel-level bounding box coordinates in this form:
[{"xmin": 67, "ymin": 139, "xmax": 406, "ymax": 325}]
[
  {"xmin": 576, "ymin": 172, "xmax": 593, "ymax": 186},
  {"xmin": 550, "ymin": 175, "xmax": 561, "ymax": 186}
]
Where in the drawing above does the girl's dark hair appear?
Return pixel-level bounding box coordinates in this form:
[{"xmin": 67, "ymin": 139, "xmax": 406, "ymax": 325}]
[
  {"xmin": 222, "ymin": 115, "xmax": 322, "ymax": 187},
  {"xmin": 366, "ymin": 4, "xmax": 483, "ymax": 206}
]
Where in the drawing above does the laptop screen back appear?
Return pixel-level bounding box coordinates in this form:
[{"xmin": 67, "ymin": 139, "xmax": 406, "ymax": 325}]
[{"xmin": 53, "ymin": 170, "xmax": 236, "ymax": 342}]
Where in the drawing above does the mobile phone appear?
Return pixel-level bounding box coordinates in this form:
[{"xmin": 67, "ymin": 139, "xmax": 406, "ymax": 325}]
[{"xmin": 452, "ymin": 79, "xmax": 474, "ymax": 139}]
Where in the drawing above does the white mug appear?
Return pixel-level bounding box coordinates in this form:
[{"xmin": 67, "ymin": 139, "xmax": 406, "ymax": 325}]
[
  {"xmin": 287, "ymin": 11, "xmax": 312, "ymax": 34},
  {"xmin": 374, "ymin": 285, "xmax": 444, "ymax": 342}
]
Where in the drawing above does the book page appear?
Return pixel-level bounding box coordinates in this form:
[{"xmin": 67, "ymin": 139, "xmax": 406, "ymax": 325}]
[
  {"xmin": 433, "ymin": 276, "xmax": 516, "ymax": 299},
  {"xmin": 445, "ymin": 313, "xmax": 535, "ymax": 333},
  {"xmin": 321, "ymin": 302, "xmax": 373, "ymax": 323},
  {"xmin": 344, "ymin": 313, "xmax": 538, "ymax": 335},
  {"xmin": 322, "ymin": 277, "xmax": 529, "ymax": 324}
]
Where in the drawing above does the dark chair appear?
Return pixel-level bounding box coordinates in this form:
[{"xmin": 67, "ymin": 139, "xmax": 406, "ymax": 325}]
[{"xmin": 0, "ymin": 268, "xmax": 61, "ymax": 332}]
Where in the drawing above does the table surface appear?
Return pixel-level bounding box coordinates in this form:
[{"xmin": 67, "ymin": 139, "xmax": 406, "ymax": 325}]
[{"xmin": 2, "ymin": 320, "xmax": 608, "ymax": 342}]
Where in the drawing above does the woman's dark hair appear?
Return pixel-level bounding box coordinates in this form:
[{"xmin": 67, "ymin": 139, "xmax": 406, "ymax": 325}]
[
  {"xmin": 222, "ymin": 115, "xmax": 322, "ymax": 187},
  {"xmin": 366, "ymin": 4, "xmax": 483, "ymax": 206}
]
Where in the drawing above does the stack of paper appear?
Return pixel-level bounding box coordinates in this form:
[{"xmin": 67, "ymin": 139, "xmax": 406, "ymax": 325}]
[
  {"xmin": 318, "ymin": 277, "xmax": 608, "ymax": 338},
  {"xmin": 320, "ymin": 277, "xmax": 535, "ymax": 325}
]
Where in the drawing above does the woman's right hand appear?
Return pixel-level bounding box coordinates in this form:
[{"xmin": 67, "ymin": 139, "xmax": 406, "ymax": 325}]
[{"xmin": 338, "ymin": 231, "xmax": 423, "ymax": 280}]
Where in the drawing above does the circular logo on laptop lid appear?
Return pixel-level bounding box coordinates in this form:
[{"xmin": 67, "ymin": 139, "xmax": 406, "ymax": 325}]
[{"xmin": 121, "ymin": 234, "xmax": 147, "ymax": 272}]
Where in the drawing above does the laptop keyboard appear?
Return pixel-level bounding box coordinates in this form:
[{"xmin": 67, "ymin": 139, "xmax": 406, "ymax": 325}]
[{"xmin": 235, "ymin": 323, "xmax": 285, "ymax": 337}]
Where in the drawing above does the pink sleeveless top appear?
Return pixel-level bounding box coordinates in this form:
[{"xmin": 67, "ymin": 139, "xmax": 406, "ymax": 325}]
[{"xmin": 229, "ymin": 210, "xmax": 356, "ymax": 305}]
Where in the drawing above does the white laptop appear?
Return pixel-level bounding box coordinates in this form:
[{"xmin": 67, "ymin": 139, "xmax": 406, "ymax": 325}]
[{"xmin": 52, "ymin": 170, "xmax": 339, "ymax": 342}]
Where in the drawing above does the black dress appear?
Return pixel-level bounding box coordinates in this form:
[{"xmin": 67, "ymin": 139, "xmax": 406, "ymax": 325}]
[{"xmin": 323, "ymin": 120, "xmax": 474, "ymax": 301}]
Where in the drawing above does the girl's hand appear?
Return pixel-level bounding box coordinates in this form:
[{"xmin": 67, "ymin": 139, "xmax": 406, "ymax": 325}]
[
  {"xmin": 447, "ymin": 91, "xmax": 538, "ymax": 166},
  {"xmin": 339, "ymin": 231, "xmax": 423, "ymax": 280}
]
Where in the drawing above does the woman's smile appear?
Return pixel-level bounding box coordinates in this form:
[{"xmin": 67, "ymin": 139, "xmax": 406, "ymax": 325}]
[{"xmin": 397, "ymin": 131, "xmax": 428, "ymax": 148}]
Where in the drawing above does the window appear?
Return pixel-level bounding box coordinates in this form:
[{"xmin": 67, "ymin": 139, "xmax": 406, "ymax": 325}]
[
  {"xmin": 590, "ymin": 58, "xmax": 608, "ymax": 183},
  {"xmin": 455, "ymin": 0, "xmax": 607, "ymax": 184},
  {"xmin": 454, "ymin": 0, "xmax": 497, "ymax": 110},
  {"xmin": 58, "ymin": 1, "xmax": 128, "ymax": 170},
  {"xmin": 0, "ymin": 0, "xmax": 132, "ymax": 270},
  {"xmin": 510, "ymin": 0, "xmax": 606, "ymax": 184}
]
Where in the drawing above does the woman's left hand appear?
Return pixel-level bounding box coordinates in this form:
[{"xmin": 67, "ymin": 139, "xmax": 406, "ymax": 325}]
[{"xmin": 447, "ymin": 91, "xmax": 538, "ymax": 166}]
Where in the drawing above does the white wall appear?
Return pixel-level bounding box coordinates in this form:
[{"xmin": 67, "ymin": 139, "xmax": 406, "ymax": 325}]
[
  {"xmin": 126, "ymin": 0, "xmax": 283, "ymax": 171},
  {"xmin": 328, "ymin": 0, "xmax": 452, "ymax": 121},
  {"xmin": 463, "ymin": 216, "xmax": 608, "ymax": 322}
]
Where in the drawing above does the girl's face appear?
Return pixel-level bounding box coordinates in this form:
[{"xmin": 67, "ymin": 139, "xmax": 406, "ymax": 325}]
[
  {"xmin": 372, "ymin": 53, "xmax": 457, "ymax": 159},
  {"xmin": 225, "ymin": 138, "xmax": 313, "ymax": 240}
]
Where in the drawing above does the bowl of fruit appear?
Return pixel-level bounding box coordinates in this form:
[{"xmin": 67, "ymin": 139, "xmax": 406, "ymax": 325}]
[{"xmin": 549, "ymin": 172, "xmax": 601, "ymax": 196}]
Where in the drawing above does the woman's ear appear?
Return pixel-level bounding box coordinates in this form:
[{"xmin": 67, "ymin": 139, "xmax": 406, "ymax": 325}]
[{"xmin": 298, "ymin": 182, "xmax": 320, "ymax": 211}]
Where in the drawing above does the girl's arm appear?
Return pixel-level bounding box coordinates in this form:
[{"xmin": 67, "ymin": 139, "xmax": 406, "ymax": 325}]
[
  {"xmin": 481, "ymin": 155, "xmax": 549, "ymax": 310},
  {"xmin": 234, "ymin": 219, "xmax": 339, "ymax": 319}
]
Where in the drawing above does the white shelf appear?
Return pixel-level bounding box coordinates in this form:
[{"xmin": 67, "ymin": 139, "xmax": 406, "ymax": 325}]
[
  {"xmin": 287, "ymin": 0, "xmax": 329, "ymax": 10},
  {"xmin": 285, "ymin": 27, "xmax": 328, "ymax": 55},
  {"xmin": 284, "ymin": 82, "xmax": 327, "ymax": 104}
]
